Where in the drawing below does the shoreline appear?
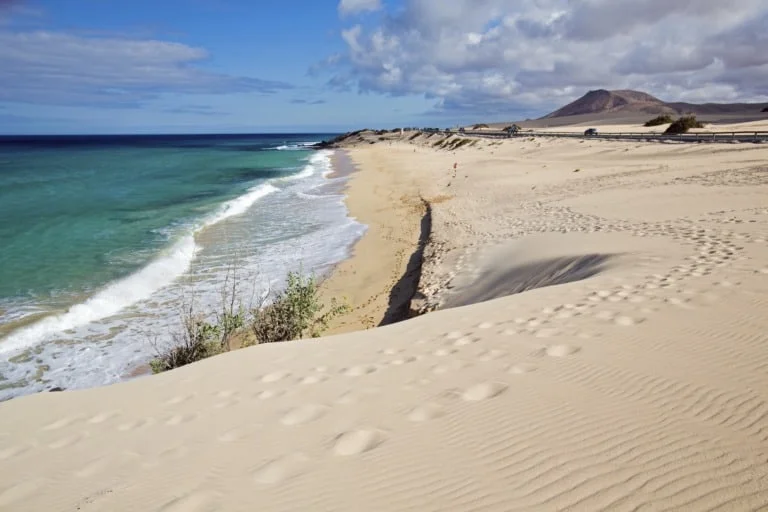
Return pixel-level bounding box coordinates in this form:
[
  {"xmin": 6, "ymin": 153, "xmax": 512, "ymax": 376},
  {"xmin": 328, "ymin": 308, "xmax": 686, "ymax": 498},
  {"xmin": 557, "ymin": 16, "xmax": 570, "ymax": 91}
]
[
  {"xmin": 320, "ymin": 147, "xmax": 429, "ymax": 334},
  {"xmin": 1, "ymin": 145, "xmax": 357, "ymax": 398}
]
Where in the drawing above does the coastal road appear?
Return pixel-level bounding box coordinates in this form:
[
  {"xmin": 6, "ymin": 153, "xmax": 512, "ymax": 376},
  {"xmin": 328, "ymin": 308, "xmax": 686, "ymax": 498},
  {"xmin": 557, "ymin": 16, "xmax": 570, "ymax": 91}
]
[{"xmin": 453, "ymin": 129, "xmax": 768, "ymax": 144}]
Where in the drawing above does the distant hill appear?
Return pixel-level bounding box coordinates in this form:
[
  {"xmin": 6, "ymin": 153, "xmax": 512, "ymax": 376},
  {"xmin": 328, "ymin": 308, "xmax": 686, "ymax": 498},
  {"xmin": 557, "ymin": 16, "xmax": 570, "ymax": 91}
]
[{"xmin": 543, "ymin": 89, "xmax": 768, "ymax": 119}]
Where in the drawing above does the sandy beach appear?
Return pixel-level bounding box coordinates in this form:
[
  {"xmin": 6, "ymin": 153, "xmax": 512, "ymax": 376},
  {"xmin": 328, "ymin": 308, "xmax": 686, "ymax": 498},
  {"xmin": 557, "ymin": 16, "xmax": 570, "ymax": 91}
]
[
  {"xmin": 1, "ymin": 131, "xmax": 768, "ymax": 511},
  {"xmin": 320, "ymin": 150, "xmax": 429, "ymax": 333}
]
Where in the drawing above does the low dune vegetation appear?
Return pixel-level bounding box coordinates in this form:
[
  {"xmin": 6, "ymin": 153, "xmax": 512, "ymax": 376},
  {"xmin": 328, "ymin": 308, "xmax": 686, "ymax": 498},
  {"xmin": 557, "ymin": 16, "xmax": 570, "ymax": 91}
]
[
  {"xmin": 150, "ymin": 271, "xmax": 349, "ymax": 373},
  {"xmin": 644, "ymin": 114, "xmax": 674, "ymax": 127},
  {"xmin": 664, "ymin": 115, "xmax": 705, "ymax": 134}
]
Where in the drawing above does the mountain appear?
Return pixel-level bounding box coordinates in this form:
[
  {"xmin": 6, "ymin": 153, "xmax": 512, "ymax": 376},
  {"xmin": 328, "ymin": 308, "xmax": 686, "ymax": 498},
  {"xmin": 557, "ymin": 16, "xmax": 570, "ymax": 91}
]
[{"xmin": 543, "ymin": 89, "xmax": 768, "ymax": 119}]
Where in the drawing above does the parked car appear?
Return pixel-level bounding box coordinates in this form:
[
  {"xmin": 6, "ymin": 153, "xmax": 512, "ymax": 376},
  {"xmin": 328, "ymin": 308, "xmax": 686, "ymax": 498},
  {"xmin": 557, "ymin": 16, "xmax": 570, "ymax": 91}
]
[{"xmin": 584, "ymin": 128, "xmax": 599, "ymax": 136}]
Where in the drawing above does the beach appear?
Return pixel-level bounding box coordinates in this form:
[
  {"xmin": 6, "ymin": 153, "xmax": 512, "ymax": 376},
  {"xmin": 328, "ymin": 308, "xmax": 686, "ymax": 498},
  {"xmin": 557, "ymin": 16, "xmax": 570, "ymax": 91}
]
[
  {"xmin": 319, "ymin": 149, "xmax": 429, "ymax": 333},
  {"xmin": 0, "ymin": 135, "xmax": 365, "ymax": 398},
  {"xmin": 1, "ymin": 131, "xmax": 768, "ymax": 510}
]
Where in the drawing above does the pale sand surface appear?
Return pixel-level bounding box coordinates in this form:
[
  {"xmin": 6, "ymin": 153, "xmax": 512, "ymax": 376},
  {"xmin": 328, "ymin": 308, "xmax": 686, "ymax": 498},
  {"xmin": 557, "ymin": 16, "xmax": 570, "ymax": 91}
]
[{"xmin": 1, "ymin": 133, "xmax": 768, "ymax": 511}]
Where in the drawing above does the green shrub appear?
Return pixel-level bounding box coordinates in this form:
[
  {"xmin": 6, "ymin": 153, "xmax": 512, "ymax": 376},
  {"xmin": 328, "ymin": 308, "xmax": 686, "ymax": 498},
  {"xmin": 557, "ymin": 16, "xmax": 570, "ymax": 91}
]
[
  {"xmin": 644, "ymin": 114, "xmax": 673, "ymax": 127},
  {"xmin": 150, "ymin": 270, "xmax": 347, "ymax": 373},
  {"xmin": 149, "ymin": 310, "xmax": 224, "ymax": 374},
  {"xmin": 762, "ymin": 107, "xmax": 768, "ymax": 113},
  {"xmin": 250, "ymin": 272, "xmax": 349, "ymax": 344},
  {"xmin": 664, "ymin": 115, "xmax": 705, "ymax": 134}
]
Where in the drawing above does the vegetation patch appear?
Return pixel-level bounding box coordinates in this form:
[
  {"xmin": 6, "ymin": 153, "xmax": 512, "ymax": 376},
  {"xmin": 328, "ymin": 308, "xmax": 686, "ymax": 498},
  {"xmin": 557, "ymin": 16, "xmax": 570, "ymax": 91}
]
[
  {"xmin": 644, "ymin": 114, "xmax": 673, "ymax": 127},
  {"xmin": 250, "ymin": 272, "xmax": 348, "ymax": 344},
  {"xmin": 452, "ymin": 138, "xmax": 473, "ymax": 150},
  {"xmin": 664, "ymin": 115, "xmax": 705, "ymax": 134},
  {"xmin": 150, "ymin": 270, "xmax": 348, "ymax": 373}
]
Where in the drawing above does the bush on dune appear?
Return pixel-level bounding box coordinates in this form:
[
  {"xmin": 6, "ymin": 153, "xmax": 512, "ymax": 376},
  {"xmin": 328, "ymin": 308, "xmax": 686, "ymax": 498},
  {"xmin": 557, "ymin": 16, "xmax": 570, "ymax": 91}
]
[
  {"xmin": 644, "ymin": 114, "xmax": 673, "ymax": 127},
  {"xmin": 250, "ymin": 272, "xmax": 348, "ymax": 344},
  {"xmin": 664, "ymin": 115, "xmax": 705, "ymax": 134},
  {"xmin": 150, "ymin": 271, "xmax": 348, "ymax": 373},
  {"xmin": 149, "ymin": 307, "xmax": 225, "ymax": 374}
]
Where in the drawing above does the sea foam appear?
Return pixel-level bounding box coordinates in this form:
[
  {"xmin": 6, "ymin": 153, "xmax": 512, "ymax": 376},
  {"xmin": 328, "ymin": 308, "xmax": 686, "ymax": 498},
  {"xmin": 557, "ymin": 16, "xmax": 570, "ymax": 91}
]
[{"xmin": 0, "ymin": 182, "xmax": 280, "ymax": 355}]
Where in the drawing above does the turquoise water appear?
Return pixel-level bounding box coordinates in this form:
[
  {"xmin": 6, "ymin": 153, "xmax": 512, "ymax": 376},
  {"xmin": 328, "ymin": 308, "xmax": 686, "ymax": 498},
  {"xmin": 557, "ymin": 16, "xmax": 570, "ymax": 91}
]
[
  {"xmin": 0, "ymin": 134, "xmax": 362, "ymax": 399},
  {"xmin": 0, "ymin": 136, "xmax": 312, "ymax": 306}
]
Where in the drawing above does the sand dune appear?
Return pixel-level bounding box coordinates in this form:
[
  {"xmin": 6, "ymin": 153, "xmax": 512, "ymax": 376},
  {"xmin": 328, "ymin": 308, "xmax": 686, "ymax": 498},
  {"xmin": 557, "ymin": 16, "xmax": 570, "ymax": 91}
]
[{"xmin": 1, "ymin": 132, "xmax": 767, "ymax": 511}]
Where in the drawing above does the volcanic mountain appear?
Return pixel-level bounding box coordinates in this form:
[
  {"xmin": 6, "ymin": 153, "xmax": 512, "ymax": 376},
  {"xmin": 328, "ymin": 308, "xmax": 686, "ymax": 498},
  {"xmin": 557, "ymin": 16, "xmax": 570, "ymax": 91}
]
[{"xmin": 543, "ymin": 89, "xmax": 767, "ymax": 119}]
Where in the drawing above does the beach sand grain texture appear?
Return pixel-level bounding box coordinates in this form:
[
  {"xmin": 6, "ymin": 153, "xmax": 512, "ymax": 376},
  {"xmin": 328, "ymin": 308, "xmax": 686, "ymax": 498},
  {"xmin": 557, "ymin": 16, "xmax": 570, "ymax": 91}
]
[{"xmin": 1, "ymin": 132, "xmax": 768, "ymax": 511}]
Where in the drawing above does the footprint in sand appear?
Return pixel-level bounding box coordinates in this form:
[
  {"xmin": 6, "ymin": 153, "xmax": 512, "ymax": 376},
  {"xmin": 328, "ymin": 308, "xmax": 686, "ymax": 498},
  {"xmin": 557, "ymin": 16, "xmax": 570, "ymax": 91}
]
[
  {"xmin": 300, "ymin": 374, "xmax": 328, "ymax": 385},
  {"xmin": 462, "ymin": 382, "xmax": 508, "ymax": 401},
  {"xmin": 88, "ymin": 411, "xmax": 121, "ymax": 425},
  {"xmin": 333, "ymin": 429, "xmax": 385, "ymax": 456},
  {"xmin": 408, "ymin": 403, "xmax": 445, "ymax": 422},
  {"xmin": 614, "ymin": 316, "xmax": 642, "ymax": 327},
  {"xmin": 165, "ymin": 413, "xmax": 198, "ymax": 426},
  {"xmin": 253, "ymin": 453, "xmax": 311, "ymax": 485},
  {"xmin": 343, "ymin": 365, "xmax": 378, "ymax": 377},
  {"xmin": 281, "ymin": 404, "xmax": 328, "ymax": 426},
  {"xmin": 42, "ymin": 416, "xmax": 83, "ymax": 431},
  {"xmin": 256, "ymin": 389, "xmax": 284, "ymax": 400},
  {"xmin": 261, "ymin": 371, "xmax": 290, "ymax": 383},
  {"xmin": 453, "ymin": 336, "xmax": 478, "ymax": 347},
  {"xmin": 164, "ymin": 394, "xmax": 195, "ymax": 406},
  {"xmin": 545, "ymin": 344, "xmax": 581, "ymax": 357},
  {"xmin": 509, "ymin": 363, "xmax": 538, "ymax": 374}
]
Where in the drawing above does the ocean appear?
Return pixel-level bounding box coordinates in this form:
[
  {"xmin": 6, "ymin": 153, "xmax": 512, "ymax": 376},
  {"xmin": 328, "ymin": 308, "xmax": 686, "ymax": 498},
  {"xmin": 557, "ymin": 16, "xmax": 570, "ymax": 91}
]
[{"xmin": 0, "ymin": 134, "xmax": 364, "ymax": 400}]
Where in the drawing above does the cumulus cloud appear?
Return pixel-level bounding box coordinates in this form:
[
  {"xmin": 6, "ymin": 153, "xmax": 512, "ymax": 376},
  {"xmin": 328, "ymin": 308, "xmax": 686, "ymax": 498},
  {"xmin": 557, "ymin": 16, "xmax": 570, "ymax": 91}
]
[
  {"xmin": 326, "ymin": 0, "xmax": 768, "ymax": 117},
  {"xmin": 338, "ymin": 0, "xmax": 382, "ymax": 17},
  {"xmin": 0, "ymin": 31, "xmax": 292, "ymax": 107}
]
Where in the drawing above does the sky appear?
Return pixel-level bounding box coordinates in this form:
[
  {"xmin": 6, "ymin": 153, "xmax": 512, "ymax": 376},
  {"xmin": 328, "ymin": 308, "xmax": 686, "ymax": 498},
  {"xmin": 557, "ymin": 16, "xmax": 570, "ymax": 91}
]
[{"xmin": 0, "ymin": 0, "xmax": 766, "ymax": 134}]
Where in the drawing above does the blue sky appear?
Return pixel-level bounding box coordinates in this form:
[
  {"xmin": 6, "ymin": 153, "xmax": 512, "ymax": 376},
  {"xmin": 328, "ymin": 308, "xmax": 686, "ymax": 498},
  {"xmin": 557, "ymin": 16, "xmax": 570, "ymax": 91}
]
[
  {"xmin": 0, "ymin": 0, "xmax": 433, "ymax": 134},
  {"xmin": 1, "ymin": 0, "xmax": 766, "ymax": 134}
]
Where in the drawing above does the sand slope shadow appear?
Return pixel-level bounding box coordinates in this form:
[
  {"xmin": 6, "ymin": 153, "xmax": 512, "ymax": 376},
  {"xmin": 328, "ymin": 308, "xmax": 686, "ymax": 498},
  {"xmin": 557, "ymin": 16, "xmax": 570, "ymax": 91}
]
[
  {"xmin": 379, "ymin": 199, "xmax": 432, "ymax": 326},
  {"xmin": 442, "ymin": 253, "xmax": 614, "ymax": 309}
]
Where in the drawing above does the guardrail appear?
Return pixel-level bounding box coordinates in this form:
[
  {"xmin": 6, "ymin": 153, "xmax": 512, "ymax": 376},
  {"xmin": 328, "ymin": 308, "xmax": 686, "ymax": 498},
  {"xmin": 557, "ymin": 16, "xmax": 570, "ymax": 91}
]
[{"xmin": 452, "ymin": 130, "xmax": 768, "ymax": 143}]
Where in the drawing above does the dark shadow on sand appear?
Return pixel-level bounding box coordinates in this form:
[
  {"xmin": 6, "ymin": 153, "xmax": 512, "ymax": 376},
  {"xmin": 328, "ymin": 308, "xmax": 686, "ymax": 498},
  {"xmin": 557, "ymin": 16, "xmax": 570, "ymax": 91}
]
[
  {"xmin": 442, "ymin": 254, "xmax": 614, "ymax": 309},
  {"xmin": 379, "ymin": 198, "xmax": 432, "ymax": 326}
]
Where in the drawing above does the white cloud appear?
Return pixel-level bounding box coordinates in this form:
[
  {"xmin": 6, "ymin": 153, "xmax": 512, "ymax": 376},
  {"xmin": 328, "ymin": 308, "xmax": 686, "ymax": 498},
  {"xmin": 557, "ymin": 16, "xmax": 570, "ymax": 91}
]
[
  {"xmin": 338, "ymin": 0, "xmax": 382, "ymax": 17},
  {"xmin": 0, "ymin": 31, "xmax": 291, "ymax": 107},
  {"xmin": 327, "ymin": 0, "xmax": 768, "ymax": 117}
]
